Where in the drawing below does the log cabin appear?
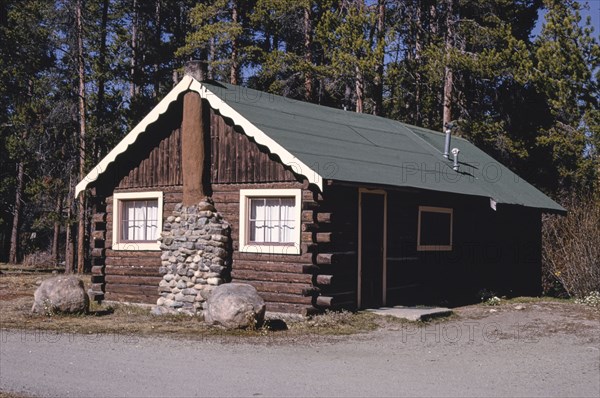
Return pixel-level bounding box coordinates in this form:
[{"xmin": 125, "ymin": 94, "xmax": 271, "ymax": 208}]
[{"xmin": 76, "ymin": 65, "xmax": 565, "ymax": 315}]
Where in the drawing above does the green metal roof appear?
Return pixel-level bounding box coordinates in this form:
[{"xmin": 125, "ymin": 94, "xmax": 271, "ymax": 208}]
[{"xmin": 202, "ymin": 81, "xmax": 564, "ymax": 213}]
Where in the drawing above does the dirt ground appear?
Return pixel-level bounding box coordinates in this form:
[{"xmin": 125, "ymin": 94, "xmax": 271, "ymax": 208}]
[
  {"xmin": 0, "ymin": 273, "xmax": 382, "ymax": 340},
  {"xmin": 1, "ymin": 272, "xmax": 599, "ymax": 397},
  {"xmin": 0, "ymin": 272, "xmax": 598, "ymax": 344}
]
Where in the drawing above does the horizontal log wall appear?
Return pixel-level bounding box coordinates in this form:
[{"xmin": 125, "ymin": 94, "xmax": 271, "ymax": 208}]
[
  {"xmin": 213, "ymin": 182, "xmax": 318, "ymax": 315},
  {"xmin": 104, "ymin": 186, "xmax": 184, "ymax": 304},
  {"xmin": 94, "ymin": 102, "xmax": 186, "ymax": 303},
  {"xmin": 309, "ymin": 185, "xmax": 359, "ymax": 310},
  {"xmin": 96, "ymin": 100, "xmax": 336, "ymax": 314},
  {"xmin": 89, "ymin": 194, "xmax": 107, "ymax": 301},
  {"xmin": 103, "ymin": 182, "xmax": 321, "ymax": 312}
]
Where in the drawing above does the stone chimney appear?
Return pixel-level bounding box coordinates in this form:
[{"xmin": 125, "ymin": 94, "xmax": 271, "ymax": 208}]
[
  {"xmin": 184, "ymin": 60, "xmax": 205, "ymax": 82},
  {"xmin": 156, "ymin": 199, "xmax": 232, "ymax": 316}
]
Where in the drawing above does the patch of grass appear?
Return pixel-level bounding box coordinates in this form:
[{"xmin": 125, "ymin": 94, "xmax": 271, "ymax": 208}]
[
  {"xmin": 0, "ymin": 391, "xmax": 32, "ymax": 398},
  {"xmin": 288, "ymin": 310, "xmax": 379, "ymax": 335},
  {"xmin": 482, "ymin": 296, "xmax": 502, "ymax": 306},
  {"xmin": 0, "ymin": 274, "xmax": 379, "ymax": 340},
  {"xmin": 499, "ymin": 296, "xmax": 574, "ymax": 305},
  {"xmin": 0, "ymin": 262, "xmax": 63, "ymax": 274}
]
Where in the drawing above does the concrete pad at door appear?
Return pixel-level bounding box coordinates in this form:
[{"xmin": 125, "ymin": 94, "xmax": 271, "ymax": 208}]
[{"xmin": 366, "ymin": 306, "xmax": 452, "ymax": 321}]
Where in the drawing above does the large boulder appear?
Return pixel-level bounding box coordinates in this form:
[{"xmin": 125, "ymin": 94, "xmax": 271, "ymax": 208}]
[
  {"xmin": 32, "ymin": 275, "xmax": 89, "ymax": 315},
  {"xmin": 205, "ymin": 283, "xmax": 266, "ymax": 329}
]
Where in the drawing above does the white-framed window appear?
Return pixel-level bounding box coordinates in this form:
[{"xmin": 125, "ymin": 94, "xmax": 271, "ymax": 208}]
[
  {"xmin": 239, "ymin": 188, "xmax": 301, "ymax": 255},
  {"xmin": 112, "ymin": 191, "xmax": 163, "ymax": 251},
  {"xmin": 417, "ymin": 206, "xmax": 453, "ymax": 251}
]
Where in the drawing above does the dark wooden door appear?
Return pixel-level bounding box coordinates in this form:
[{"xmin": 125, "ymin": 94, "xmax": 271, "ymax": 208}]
[{"xmin": 360, "ymin": 192, "xmax": 385, "ymax": 308}]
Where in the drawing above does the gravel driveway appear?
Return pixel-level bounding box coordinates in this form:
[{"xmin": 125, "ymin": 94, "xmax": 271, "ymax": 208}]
[{"xmin": 1, "ymin": 302, "xmax": 598, "ymax": 397}]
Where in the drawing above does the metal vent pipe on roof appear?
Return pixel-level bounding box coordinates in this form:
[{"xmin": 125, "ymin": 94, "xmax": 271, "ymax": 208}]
[
  {"xmin": 452, "ymin": 147, "xmax": 460, "ymax": 171},
  {"xmin": 443, "ymin": 121, "xmax": 456, "ymax": 159}
]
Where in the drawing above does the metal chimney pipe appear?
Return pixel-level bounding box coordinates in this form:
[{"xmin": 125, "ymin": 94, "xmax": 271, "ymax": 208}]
[
  {"xmin": 443, "ymin": 122, "xmax": 454, "ymax": 159},
  {"xmin": 451, "ymin": 148, "xmax": 460, "ymax": 171}
]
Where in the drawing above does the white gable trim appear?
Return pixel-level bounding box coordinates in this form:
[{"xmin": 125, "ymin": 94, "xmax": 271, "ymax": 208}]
[
  {"xmin": 189, "ymin": 79, "xmax": 323, "ymax": 191},
  {"xmin": 75, "ymin": 76, "xmax": 322, "ymax": 197},
  {"xmin": 75, "ymin": 77, "xmax": 192, "ymax": 197}
]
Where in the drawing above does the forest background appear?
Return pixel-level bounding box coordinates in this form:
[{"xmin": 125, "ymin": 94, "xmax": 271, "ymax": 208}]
[{"xmin": 1, "ymin": 0, "xmax": 598, "ymax": 297}]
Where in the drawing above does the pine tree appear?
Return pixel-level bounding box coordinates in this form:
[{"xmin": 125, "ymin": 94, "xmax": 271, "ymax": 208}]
[
  {"xmin": 246, "ymin": 0, "xmax": 319, "ymax": 99},
  {"xmin": 0, "ymin": 0, "xmax": 55, "ymax": 263},
  {"xmin": 177, "ymin": 0, "xmax": 247, "ymax": 82},
  {"xmin": 532, "ymin": 0, "xmax": 599, "ymax": 192},
  {"xmin": 75, "ymin": 0, "xmax": 87, "ymax": 274},
  {"xmin": 315, "ymin": 0, "xmax": 385, "ymax": 112}
]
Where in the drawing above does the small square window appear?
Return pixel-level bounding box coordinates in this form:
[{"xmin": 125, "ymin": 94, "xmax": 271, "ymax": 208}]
[
  {"xmin": 240, "ymin": 189, "xmax": 301, "ymax": 254},
  {"xmin": 112, "ymin": 192, "xmax": 163, "ymax": 251},
  {"xmin": 417, "ymin": 206, "xmax": 453, "ymax": 251},
  {"xmin": 120, "ymin": 199, "xmax": 159, "ymax": 242},
  {"xmin": 248, "ymin": 197, "xmax": 296, "ymax": 244}
]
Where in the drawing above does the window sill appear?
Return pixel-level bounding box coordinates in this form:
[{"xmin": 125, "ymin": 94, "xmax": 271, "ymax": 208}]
[
  {"xmin": 240, "ymin": 244, "xmax": 300, "ymax": 255},
  {"xmin": 417, "ymin": 245, "xmax": 452, "ymax": 252},
  {"xmin": 112, "ymin": 242, "xmax": 161, "ymax": 251}
]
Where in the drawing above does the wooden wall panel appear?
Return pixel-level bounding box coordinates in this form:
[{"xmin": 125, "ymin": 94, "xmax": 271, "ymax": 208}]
[
  {"xmin": 212, "ymin": 182, "xmax": 317, "ymax": 315},
  {"xmin": 103, "ymin": 187, "xmax": 183, "ymax": 303},
  {"xmin": 209, "ymin": 108, "xmax": 298, "ymax": 184},
  {"xmin": 98, "ymin": 100, "xmax": 318, "ymax": 313},
  {"xmin": 118, "ymin": 127, "xmax": 182, "ymax": 189},
  {"xmin": 311, "ymin": 185, "xmax": 359, "ymax": 310},
  {"xmin": 104, "ymin": 182, "xmax": 318, "ymax": 314},
  {"xmin": 106, "ymin": 103, "xmax": 300, "ymax": 191}
]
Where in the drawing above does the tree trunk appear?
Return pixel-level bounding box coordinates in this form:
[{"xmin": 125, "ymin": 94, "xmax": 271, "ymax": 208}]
[
  {"xmin": 95, "ymin": 0, "xmax": 109, "ymax": 161},
  {"xmin": 389, "ymin": 43, "xmax": 401, "ymax": 115},
  {"xmin": 318, "ymin": 77, "xmax": 324, "ymax": 105},
  {"xmin": 414, "ymin": 0, "xmax": 423, "ymax": 125},
  {"xmin": 130, "ymin": 0, "xmax": 138, "ymax": 101},
  {"xmin": 8, "ymin": 162, "xmax": 24, "ymax": 264},
  {"xmin": 443, "ymin": 66, "xmax": 453, "ymax": 127},
  {"xmin": 97, "ymin": 0, "xmax": 108, "ymax": 107},
  {"xmin": 303, "ymin": 5, "xmax": 313, "ymax": 102},
  {"xmin": 373, "ymin": 0, "xmax": 385, "ymax": 116},
  {"xmin": 76, "ymin": 0, "xmax": 86, "ymax": 274},
  {"xmin": 264, "ymin": 29, "xmax": 271, "ymax": 53},
  {"xmin": 65, "ymin": 215, "xmax": 74, "ymax": 274},
  {"xmin": 208, "ymin": 37, "xmax": 215, "ymax": 80},
  {"xmin": 429, "ymin": 0, "xmax": 438, "ymax": 37},
  {"xmin": 77, "ymin": 197, "xmax": 86, "ymax": 273},
  {"xmin": 355, "ymin": 65, "xmax": 364, "ymax": 113},
  {"xmin": 153, "ymin": 0, "xmax": 161, "ymax": 98},
  {"xmin": 51, "ymin": 194, "xmax": 62, "ymax": 266},
  {"xmin": 344, "ymin": 82, "xmax": 352, "ymax": 110},
  {"xmin": 65, "ymin": 175, "xmax": 74, "ymax": 274},
  {"xmin": 442, "ymin": 0, "xmax": 454, "ymax": 128},
  {"xmin": 229, "ymin": 1, "xmax": 239, "ymax": 85}
]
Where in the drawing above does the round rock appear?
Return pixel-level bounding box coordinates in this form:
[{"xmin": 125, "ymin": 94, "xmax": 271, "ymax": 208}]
[
  {"xmin": 31, "ymin": 275, "xmax": 89, "ymax": 315},
  {"xmin": 205, "ymin": 283, "xmax": 265, "ymax": 329}
]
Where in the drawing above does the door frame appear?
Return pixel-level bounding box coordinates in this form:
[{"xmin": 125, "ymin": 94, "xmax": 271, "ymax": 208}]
[{"xmin": 357, "ymin": 188, "xmax": 387, "ymax": 309}]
